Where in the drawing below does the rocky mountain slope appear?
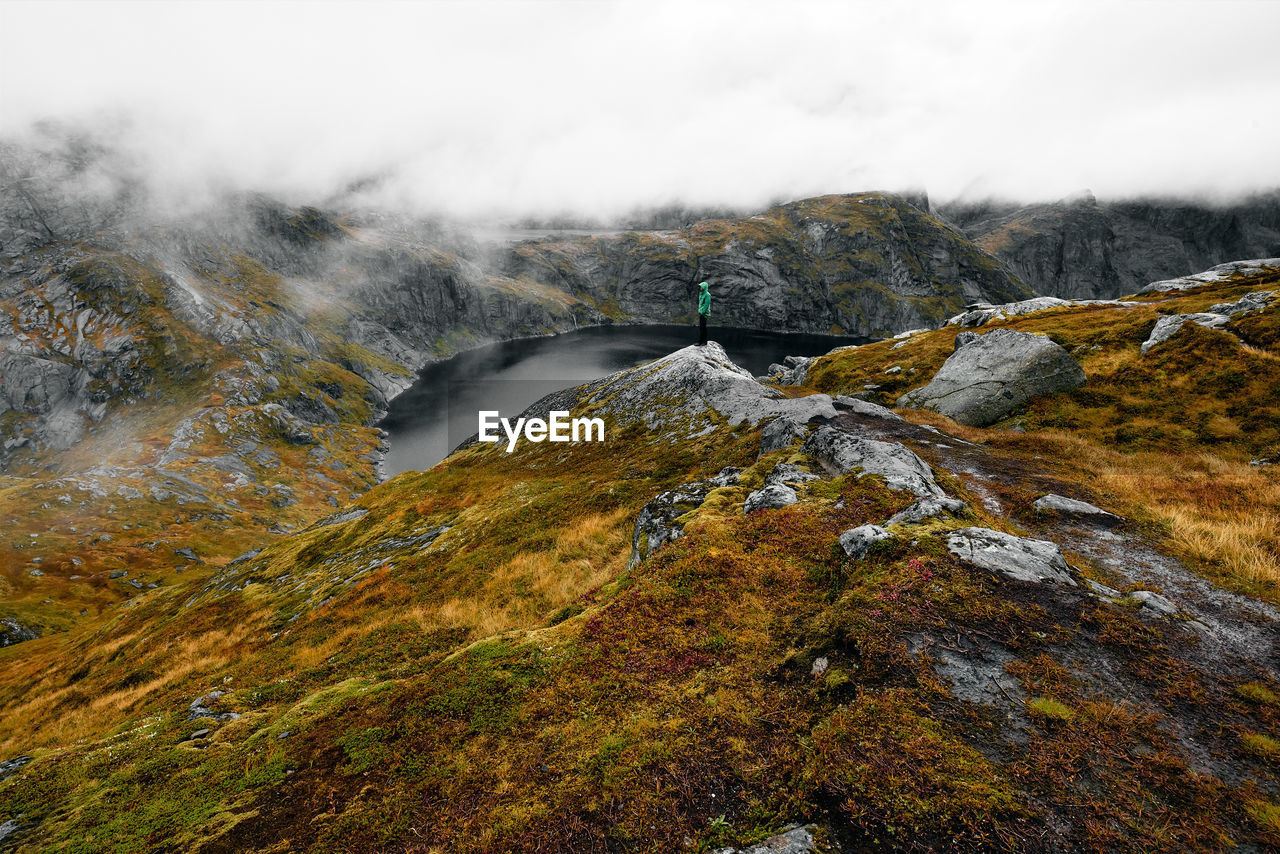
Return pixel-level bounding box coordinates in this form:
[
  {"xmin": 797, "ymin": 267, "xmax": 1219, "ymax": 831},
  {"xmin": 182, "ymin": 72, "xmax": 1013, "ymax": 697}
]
[
  {"xmin": 502, "ymin": 193, "xmax": 1031, "ymax": 338},
  {"xmin": 942, "ymin": 190, "xmax": 1280, "ymax": 299},
  {"xmin": 0, "ymin": 260, "xmax": 1277, "ymax": 852}
]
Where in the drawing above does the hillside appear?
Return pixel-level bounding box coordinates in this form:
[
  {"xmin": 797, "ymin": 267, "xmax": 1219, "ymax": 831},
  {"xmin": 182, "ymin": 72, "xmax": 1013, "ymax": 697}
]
[
  {"xmin": 0, "ymin": 260, "xmax": 1277, "ymax": 852},
  {"xmin": 503, "ymin": 193, "xmax": 1031, "ymax": 338}
]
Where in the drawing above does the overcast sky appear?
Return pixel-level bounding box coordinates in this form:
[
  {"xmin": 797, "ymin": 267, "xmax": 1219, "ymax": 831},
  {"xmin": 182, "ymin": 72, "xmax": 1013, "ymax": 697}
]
[{"xmin": 2, "ymin": 0, "xmax": 1278, "ymax": 217}]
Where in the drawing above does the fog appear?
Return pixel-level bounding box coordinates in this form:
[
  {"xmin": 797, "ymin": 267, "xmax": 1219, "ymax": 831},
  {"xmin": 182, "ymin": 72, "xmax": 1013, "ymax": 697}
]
[{"xmin": 2, "ymin": 0, "xmax": 1279, "ymax": 218}]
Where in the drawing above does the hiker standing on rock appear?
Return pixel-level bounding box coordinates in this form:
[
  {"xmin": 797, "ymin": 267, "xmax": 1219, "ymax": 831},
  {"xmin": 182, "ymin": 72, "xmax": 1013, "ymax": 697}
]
[{"xmin": 697, "ymin": 281, "xmax": 711, "ymax": 346}]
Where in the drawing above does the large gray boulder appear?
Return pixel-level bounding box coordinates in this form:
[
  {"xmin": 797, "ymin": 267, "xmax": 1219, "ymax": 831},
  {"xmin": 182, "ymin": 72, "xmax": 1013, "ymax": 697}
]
[
  {"xmin": 896, "ymin": 329, "xmax": 1086, "ymax": 427},
  {"xmin": 743, "ymin": 483, "xmax": 798, "ymax": 514},
  {"xmin": 803, "ymin": 426, "xmax": 944, "ymax": 498},
  {"xmin": 947, "ymin": 527, "xmax": 1077, "ymax": 585}
]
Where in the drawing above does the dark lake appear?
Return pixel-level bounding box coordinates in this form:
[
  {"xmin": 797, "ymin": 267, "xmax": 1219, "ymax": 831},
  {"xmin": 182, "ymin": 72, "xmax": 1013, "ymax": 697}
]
[{"xmin": 378, "ymin": 324, "xmax": 870, "ymax": 476}]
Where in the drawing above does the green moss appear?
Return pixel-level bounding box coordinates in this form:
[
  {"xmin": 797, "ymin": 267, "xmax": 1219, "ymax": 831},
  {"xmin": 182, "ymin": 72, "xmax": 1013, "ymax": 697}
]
[{"xmin": 1026, "ymin": 696, "xmax": 1075, "ymax": 722}]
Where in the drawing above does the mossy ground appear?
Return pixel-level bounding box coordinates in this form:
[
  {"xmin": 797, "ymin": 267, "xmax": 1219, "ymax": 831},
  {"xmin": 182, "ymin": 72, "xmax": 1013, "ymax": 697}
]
[
  {"xmin": 1, "ymin": 256, "xmax": 1278, "ymax": 851},
  {"xmin": 805, "ymin": 267, "xmax": 1280, "ymax": 600}
]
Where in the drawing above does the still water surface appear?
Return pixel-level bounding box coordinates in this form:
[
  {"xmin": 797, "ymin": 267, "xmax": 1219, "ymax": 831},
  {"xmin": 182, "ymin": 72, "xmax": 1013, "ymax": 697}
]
[{"xmin": 378, "ymin": 324, "xmax": 869, "ymax": 476}]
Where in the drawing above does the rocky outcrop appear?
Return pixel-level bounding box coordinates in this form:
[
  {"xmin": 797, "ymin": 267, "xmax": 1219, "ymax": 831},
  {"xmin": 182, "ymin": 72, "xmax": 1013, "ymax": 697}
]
[
  {"xmin": 0, "ymin": 617, "xmax": 38, "ymax": 647},
  {"xmin": 714, "ymin": 825, "xmax": 824, "ymax": 854},
  {"xmin": 585, "ymin": 342, "xmax": 838, "ymax": 438},
  {"xmin": 629, "ymin": 467, "xmax": 741, "ymax": 567},
  {"xmin": 1140, "ymin": 259, "xmax": 1280, "ymax": 294},
  {"xmin": 1139, "ymin": 288, "xmax": 1274, "ymax": 355},
  {"xmin": 946, "ymin": 296, "xmax": 1124, "ymax": 328},
  {"xmin": 803, "ymin": 425, "xmax": 944, "ymax": 498},
  {"xmin": 897, "ymin": 329, "xmax": 1086, "ymax": 426},
  {"xmin": 504, "ymin": 193, "xmax": 1031, "ymax": 338},
  {"xmin": 947, "ymin": 527, "xmax": 1078, "ymax": 585}
]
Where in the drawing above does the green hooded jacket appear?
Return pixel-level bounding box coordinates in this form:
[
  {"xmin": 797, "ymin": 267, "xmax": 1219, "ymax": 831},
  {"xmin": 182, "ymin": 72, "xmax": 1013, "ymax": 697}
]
[{"xmin": 698, "ymin": 282, "xmax": 711, "ymax": 317}]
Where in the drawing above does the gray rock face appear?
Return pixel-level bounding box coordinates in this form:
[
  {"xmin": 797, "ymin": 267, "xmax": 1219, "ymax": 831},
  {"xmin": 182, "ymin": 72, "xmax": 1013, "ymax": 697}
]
[
  {"xmin": 1130, "ymin": 590, "xmax": 1179, "ymax": 617},
  {"xmin": 885, "ymin": 496, "xmax": 969, "ymax": 527},
  {"xmin": 1032, "ymin": 493, "xmax": 1122, "ymax": 523},
  {"xmin": 0, "ymin": 755, "xmax": 32, "ymax": 778},
  {"xmin": 839, "ymin": 524, "xmax": 892, "ymax": 558},
  {"xmin": 945, "ymin": 187, "xmax": 1280, "ymax": 300},
  {"xmin": 897, "ymin": 329, "xmax": 1086, "ymax": 427},
  {"xmin": 1208, "ymin": 290, "xmax": 1275, "ymax": 316},
  {"xmin": 947, "ymin": 527, "xmax": 1077, "ymax": 585},
  {"xmin": 743, "ymin": 462, "xmax": 820, "ymax": 514},
  {"xmin": 629, "ymin": 467, "xmax": 742, "ymax": 568},
  {"xmin": 804, "ymin": 426, "xmax": 944, "ymax": 498}
]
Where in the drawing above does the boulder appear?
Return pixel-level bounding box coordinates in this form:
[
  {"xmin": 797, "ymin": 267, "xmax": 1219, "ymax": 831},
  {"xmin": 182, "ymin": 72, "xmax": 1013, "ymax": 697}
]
[
  {"xmin": 630, "ymin": 467, "xmax": 742, "ymax": 568},
  {"xmin": 839, "ymin": 524, "xmax": 892, "ymax": 558},
  {"xmin": 1139, "ymin": 313, "xmax": 1230, "ymax": 355},
  {"xmin": 885, "ymin": 497, "xmax": 969, "ymax": 527},
  {"xmin": 743, "ymin": 483, "xmax": 798, "ymax": 514},
  {"xmin": 897, "ymin": 329, "xmax": 1086, "ymax": 427},
  {"xmin": 1032, "ymin": 493, "xmax": 1122, "ymax": 523},
  {"xmin": 742, "ymin": 463, "xmax": 819, "ymax": 514},
  {"xmin": 1208, "ymin": 290, "xmax": 1274, "ymax": 316},
  {"xmin": 804, "ymin": 426, "xmax": 944, "ymax": 498},
  {"xmin": 947, "ymin": 527, "xmax": 1077, "ymax": 585}
]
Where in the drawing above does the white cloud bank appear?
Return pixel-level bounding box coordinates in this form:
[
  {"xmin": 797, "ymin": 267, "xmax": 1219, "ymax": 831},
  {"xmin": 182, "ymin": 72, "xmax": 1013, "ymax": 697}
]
[{"xmin": 2, "ymin": 0, "xmax": 1278, "ymax": 216}]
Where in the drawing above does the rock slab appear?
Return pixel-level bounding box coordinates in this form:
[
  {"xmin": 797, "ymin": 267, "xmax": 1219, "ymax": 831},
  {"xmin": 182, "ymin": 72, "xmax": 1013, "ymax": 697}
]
[{"xmin": 947, "ymin": 527, "xmax": 1077, "ymax": 585}]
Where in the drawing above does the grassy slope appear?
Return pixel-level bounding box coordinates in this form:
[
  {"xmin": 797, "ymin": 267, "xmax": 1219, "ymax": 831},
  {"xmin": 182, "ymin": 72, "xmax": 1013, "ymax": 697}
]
[
  {"xmin": 1, "ymin": 269, "xmax": 1279, "ymax": 851},
  {"xmin": 806, "ymin": 267, "xmax": 1280, "ymax": 599}
]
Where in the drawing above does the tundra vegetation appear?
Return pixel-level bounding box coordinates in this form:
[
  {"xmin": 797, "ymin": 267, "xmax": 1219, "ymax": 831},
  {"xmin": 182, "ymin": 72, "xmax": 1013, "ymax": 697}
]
[{"xmin": 0, "ymin": 165, "xmax": 1277, "ymax": 850}]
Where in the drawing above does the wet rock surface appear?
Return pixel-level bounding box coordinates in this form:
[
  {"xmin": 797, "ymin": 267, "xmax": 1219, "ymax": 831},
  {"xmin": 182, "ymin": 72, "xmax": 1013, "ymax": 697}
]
[
  {"xmin": 947, "ymin": 527, "xmax": 1079, "ymax": 585},
  {"xmin": 803, "ymin": 425, "xmax": 944, "ymax": 498}
]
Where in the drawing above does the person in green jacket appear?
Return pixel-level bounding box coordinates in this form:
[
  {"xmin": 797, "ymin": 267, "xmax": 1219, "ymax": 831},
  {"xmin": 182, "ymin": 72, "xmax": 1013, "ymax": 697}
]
[{"xmin": 697, "ymin": 281, "xmax": 711, "ymax": 346}]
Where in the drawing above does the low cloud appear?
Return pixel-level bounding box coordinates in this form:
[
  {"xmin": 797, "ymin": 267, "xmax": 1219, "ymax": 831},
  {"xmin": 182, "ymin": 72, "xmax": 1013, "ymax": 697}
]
[{"xmin": 2, "ymin": 0, "xmax": 1278, "ymax": 218}]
